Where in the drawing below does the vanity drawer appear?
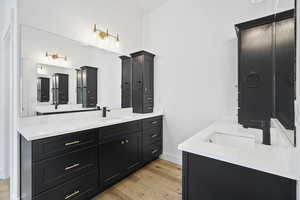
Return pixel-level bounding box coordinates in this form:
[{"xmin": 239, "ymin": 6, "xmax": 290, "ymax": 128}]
[
  {"xmin": 34, "ymin": 170, "xmax": 98, "ymax": 200},
  {"xmin": 143, "ymin": 103, "xmax": 154, "ymax": 113},
  {"xmin": 143, "ymin": 127, "xmax": 162, "ymax": 146},
  {"xmin": 142, "ymin": 116, "xmax": 162, "ymax": 130},
  {"xmin": 143, "ymin": 142, "xmax": 162, "ymax": 163},
  {"xmin": 33, "ymin": 129, "xmax": 98, "ymax": 162},
  {"xmin": 100, "ymin": 120, "xmax": 142, "ymax": 142},
  {"xmin": 35, "ymin": 146, "xmax": 98, "ymax": 195},
  {"xmin": 144, "ymin": 95, "xmax": 153, "ymax": 104}
]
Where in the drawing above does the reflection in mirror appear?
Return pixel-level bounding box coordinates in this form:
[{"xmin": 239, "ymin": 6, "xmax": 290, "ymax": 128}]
[
  {"xmin": 236, "ymin": 1, "xmax": 296, "ymax": 146},
  {"xmin": 37, "ymin": 77, "xmax": 50, "ymax": 103},
  {"xmin": 21, "ymin": 25, "xmax": 122, "ymax": 117}
]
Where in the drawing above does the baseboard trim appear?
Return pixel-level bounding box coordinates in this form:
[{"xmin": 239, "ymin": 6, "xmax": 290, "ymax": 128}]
[
  {"xmin": 160, "ymin": 152, "xmax": 182, "ymax": 165},
  {"xmin": 11, "ymin": 194, "xmax": 20, "ymax": 200},
  {"xmin": 0, "ymin": 169, "xmax": 9, "ymax": 180},
  {"xmin": 0, "ymin": 168, "xmax": 9, "ymax": 180}
]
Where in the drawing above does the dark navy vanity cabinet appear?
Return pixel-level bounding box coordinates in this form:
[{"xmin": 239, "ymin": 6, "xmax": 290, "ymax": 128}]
[
  {"xmin": 236, "ymin": 9, "xmax": 295, "ymax": 132},
  {"xmin": 120, "ymin": 56, "xmax": 132, "ymax": 108},
  {"xmin": 131, "ymin": 51, "xmax": 155, "ymax": 114},
  {"xmin": 182, "ymin": 152, "xmax": 296, "ymax": 200},
  {"xmin": 20, "ymin": 116, "xmax": 163, "ymax": 200},
  {"xmin": 81, "ymin": 66, "xmax": 98, "ymax": 108}
]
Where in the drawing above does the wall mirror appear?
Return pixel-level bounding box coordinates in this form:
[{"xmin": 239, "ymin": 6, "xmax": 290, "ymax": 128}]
[
  {"xmin": 235, "ymin": 1, "xmax": 296, "ymax": 146},
  {"xmin": 21, "ymin": 25, "xmax": 122, "ymax": 117}
]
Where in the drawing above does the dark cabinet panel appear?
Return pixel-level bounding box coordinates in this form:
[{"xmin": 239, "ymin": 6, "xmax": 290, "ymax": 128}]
[
  {"xmin": 142, "ymin": 56, "xmax": 154, "ymax": 96},
  {"xmin": 142, "ymin": 116, "xmax": 163, "ymax": 164},
  {"xmin": 100, "ymin": 131, "xmax": 142, "ymax": 188},
  {"xmin": 100, "ymin": 120, "xmax": 142, "ymax": 141},
  {"xmin": 35, "ymin": 170, "xmax": 98, "ymax": 200},
  {"xmin": 235, "ymin": 10, "xmax": 295, "ymax": 130},
  {"xmin": 35, "ymin": 146, "xmax": 97, "ymax": 194},
  {"xmin": 238, "ymin": 23, "xmax": 273, "ymax": 125},
  {"xmin": 131, "ymin": 51, "xmax": 155, "ymax": 114},
  {"xmin": 143, "ymin": 141, "xmax": 162, "ymax": 163},
  {"xmin": 100, "ymin": 135, "xmax": 126, "ymax": 187},
  {"xmin": 142, "ymin": 116, "xmax": 162, "ymax": 130},
  {"xmin": 120, "ymin": 56, "xmax": 132, "ymax": 108},
  {"xmin": 183, "ymin": 152, "xmax": 296, "ymax": 200},
  {"xmin": 33, "ymin": 129, "xmax": 98, "ymax": 162},
  {"xmin": 81, "ymin": 66, "xmax": 98, "ymax": 108},
  {"xmin": 76, "ymin": 69, "xmax": 83, "ymax": 104},
  {"xmin": 143, "ymin": 127, "xmax": 162, "ymax": 146},
  {"xmin": 132, "ymin": 57, "xmax": 143, "ymax": 113},
  {"xmin": 124, "ymin": 132, "xmax": 142, "ymax": 172},
  {"xmin": 52, "ymin": 73, "xmax": 69, "ymax": 104},
  {"xmin": 37, "ymin": 77, "xmax": 50, "ymax": 102},
  {"xmin": 276, "ymin": 17, "xmax": 295, "ymax": 130}
]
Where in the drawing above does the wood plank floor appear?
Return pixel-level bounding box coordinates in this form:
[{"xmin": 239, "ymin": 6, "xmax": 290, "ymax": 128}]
[
  {"xmin": 0, "ymin": 179, "xmax": 9, "ymax": 200},
  {"xmin": 94, "ymin": 159, "xmax": 182, "ymax": 200}
]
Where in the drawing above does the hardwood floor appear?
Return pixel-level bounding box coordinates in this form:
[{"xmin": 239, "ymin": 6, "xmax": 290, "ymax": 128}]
[
  {"xmin": 0, "ymin": 179, "xmax": 9, "ymax": 200},
  {"xmin": 94, "ymin": 159, "xmax": 182, "ymax": 200}
]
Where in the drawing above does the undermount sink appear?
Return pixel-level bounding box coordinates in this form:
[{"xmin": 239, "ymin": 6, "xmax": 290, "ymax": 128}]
[
  {"xmin": 97, "ymin": 115, "xmax": 123, "ymax": 122},
  {"xmin": 205, "ymin": 132, "xmax": 255, "ymax": 149}
]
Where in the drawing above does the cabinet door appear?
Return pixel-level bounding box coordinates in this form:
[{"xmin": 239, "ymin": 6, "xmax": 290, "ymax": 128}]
[
  {"xmin": 275, "ymin": 17, "xmax": 295, "ymax": 130},
  {"xmin": 132, "ymin": 57, "xmax": 143, "ymax": 113},
  {"xmin": 183, "ymin": 152, "xmax": 296, "ymax": 200},
  {"xmin": 100, "ymin": 137, "xmax": 126, "ymax": 187},
  {"xmin": 41, "ymin": 78, "xmax": 50, "ymax": 102},
  {"xmin": 81, "ymin": 67, "xmax": 98, "ymax": 108},
  {"xmin": 122, "ymin": 58, "xmax": 132, "ymax": 108},
  {"xmin": 142, "ymin": 56, "xmax": 154, "ymax": 96},
  {"xmin": 239, "ymin": 24, "xmax": 273, "ymax": 124},
  {"xmin": 58, "ymin": 74, "xmax": 69, "ymax": 104},
  {"xmin": 123, "ymin": 132, "xmax": 142, "ymax": 172}
]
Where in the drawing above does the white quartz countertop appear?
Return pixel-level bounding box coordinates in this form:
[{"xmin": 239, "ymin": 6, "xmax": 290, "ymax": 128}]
[
  {"xmin": 178, "ymin": 117, "xmax": 299, "ymax": 180},
  {"xmin": 19, "ymin": 108, "xmax": 163, "ymax": 141}
]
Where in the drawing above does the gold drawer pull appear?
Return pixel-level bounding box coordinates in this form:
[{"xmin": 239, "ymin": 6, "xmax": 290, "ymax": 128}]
[
  {"xmin": 151, "ymin": 134, "xmax": 158, "ymax": 138},
  {"xmin": 65, "ymin": 190, "xmax": 80, "ymax": 200},
  {"xmin": 65, "ymin": 163, "xmax": 80, "ymax": 171},
  {"xmin": 151, "ymin": 121, "xmax": 158, "ymax": 125},
  {"xmin": 152, "ymin": 149, "xmax": 159, "ymax": 154},
  {"xmin": 65, "ymin": 141, "xmax": 80, "ymax": 146}
]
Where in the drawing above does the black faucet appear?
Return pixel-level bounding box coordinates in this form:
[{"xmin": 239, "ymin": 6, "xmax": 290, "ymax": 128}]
[
  {"xmin": 102, "ymin": 107, "xmax": 111, "ymax": 117},
  {"xmin": 54, "ymin": 102, "xmax": 59, "ymax": 110},
  {"xmin": 245, "ymin": 119, "xmax": 271, "ymax": 145},
  {"xmin": 97, "ymin": 106, "xmax": 111, "ymax": 118},
  {"xmin": 260, "ymin": 120, "xmax": 271, "ymax": 145}
]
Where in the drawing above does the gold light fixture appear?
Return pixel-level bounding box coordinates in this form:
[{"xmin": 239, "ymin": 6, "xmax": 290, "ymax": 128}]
[
  {"xmin": 93, "ymin": 24, "xmax": 120, "ymax": 42},
  {"xmin": 45, "ymin": 52, "xmax": 68, "ymax": 61}
]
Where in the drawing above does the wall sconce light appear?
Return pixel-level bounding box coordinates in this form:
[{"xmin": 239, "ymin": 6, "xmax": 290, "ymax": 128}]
[
  {"xmin": 45, "ymin": 52, "xmax": 68, "ymax": 61},
  {"xmin": 93, "ymin": 24, "xmax": 120, "ymax": 43}
]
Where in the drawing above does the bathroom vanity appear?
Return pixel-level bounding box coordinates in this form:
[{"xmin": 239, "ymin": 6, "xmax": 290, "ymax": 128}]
[
  {"xmin": 179, "ymin": 118, "xmax": 297, "ymax": 200},
  {"xmin": 179, "ymin": 9, "xmax": 297, "ymax": 200},
  {"xmin": 19, "ymin": 109, "xmax": 163, "ymax": 200}
]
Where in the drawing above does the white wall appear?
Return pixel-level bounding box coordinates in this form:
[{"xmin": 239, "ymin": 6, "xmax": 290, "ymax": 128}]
[
  {"xmin": 0, "ymin": 0, "xmax": 6, "ymax": 180},
  {"xmin": 21, "ymin": 25, "xmax": 122, "ymax": 117},
  {"xmin": 0, "ymin": 0, "xmax": 20, "ymax": 199},
  {"xmin": 0, "ymin": 0, "xmax": 17, "ymax": 182},
  {"xmin": 142, "ymin": 0, "xmax": 294, "ymax": 163},
  {"xmin": 19, "ymin": 0, "xmax": 144, "ymax": 55}
]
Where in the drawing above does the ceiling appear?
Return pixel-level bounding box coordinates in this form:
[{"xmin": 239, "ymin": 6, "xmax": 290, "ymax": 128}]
[{"xmin": 131, "ymin": 0, "xmax": 168, "ymax": 13}]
